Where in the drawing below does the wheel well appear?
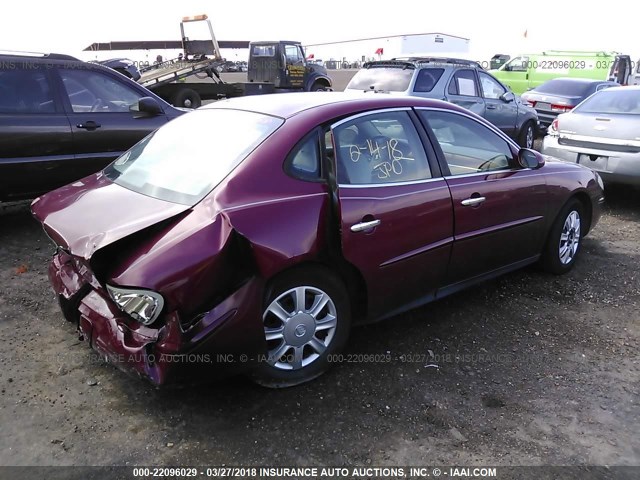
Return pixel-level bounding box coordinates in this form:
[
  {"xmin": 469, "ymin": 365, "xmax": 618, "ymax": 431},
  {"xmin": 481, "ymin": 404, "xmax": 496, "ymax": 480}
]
[
  {"xmin": 265, "ymin": 260, "xmax": 368, "ymax": 323},
  {"xmin": 310, "ymin": 78, "xmax": 331, "ymax": 89}
]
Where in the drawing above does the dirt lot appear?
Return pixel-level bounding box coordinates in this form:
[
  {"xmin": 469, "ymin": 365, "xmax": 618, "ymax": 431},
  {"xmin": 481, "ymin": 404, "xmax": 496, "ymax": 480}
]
[
  {"xmin": 1, "ymin": 70, "xmax": 639, "ymax": 470},
  {"xmin": 1, "ymin": 183, "xmax": 639, "ymax": 469}
]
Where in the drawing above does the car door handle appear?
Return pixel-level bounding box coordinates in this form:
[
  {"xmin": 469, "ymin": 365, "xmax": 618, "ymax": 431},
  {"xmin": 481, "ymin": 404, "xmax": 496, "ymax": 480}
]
[
  {"xmin": 486, "ymin": 104, "xmax": 497, "ymax": 109},
  {"xmin": 350, "ymin": 219, "xmax": 381, "ymax": 232},
  {"xmin": 76, "ymin": 121, "xmax": 101, "ymax": 130},
  {"xmin": 461, "ymin": 196, "xmax": 486, "ymax": 207}
]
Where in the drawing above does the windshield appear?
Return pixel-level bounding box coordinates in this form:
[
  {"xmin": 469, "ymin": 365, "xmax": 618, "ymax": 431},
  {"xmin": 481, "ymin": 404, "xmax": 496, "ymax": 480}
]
[
  {"xmin": 105, "ymin": 109, "xmax": 284, "ymax": 205},
  {"xmin": 535, "ymin": 79, "xmax": 594, "ymax": 97},
  {"xmin": 574, "ymin": 89, "xmax": 640, "ymax": 115},
  {"xmin": 346, "ymin": 66, "xmax": 414, "ymax": 92}
]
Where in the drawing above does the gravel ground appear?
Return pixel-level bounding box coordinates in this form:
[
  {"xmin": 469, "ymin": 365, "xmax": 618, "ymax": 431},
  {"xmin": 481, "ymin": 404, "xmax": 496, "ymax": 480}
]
[
  {"xmin": 1, "ymin": 71, "xmax": 639, "ymax": 470},
  {"xmin": 0, "ymin": 185, "xmax": 639, "ymax": 469}
]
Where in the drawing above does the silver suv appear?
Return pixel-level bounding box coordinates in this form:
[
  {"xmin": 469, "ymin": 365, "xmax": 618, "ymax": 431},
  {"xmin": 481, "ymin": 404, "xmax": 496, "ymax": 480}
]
[{"xmin": 345, "ymin": 57, "xmax": 539, "ymax": 148}]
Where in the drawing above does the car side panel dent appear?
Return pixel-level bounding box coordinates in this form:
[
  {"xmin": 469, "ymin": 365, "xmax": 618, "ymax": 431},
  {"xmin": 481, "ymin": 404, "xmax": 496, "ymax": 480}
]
[{"xmin": 221, "ymin": 188, "xmax": 332, "ymax": 279}]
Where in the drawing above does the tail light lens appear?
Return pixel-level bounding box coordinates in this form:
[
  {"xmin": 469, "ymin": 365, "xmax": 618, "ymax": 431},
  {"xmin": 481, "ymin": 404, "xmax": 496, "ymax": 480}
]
[
  {"xmin": 548, "ymin": 118, "xmax": 559, "ymax": 135},
  {"xmin": 551, "ymin": 104, "xmax": 573, "ymax": 112},
  {"xmin": 525, "ymin": 99, "xmax": 536, "ymax": 107}
]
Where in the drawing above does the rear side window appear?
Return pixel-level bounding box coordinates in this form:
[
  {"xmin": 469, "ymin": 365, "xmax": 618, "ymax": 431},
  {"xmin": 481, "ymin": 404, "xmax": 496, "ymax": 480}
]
[
  {"xmin": 447, "ymin": 70, "xmax": 479, "ymax": 97},
  {"xmin": 346, "ymin": 67, "xmax": 414, "ymax": 92},
  {"xmin": 285, "ymin": 132, "xmax": 321, "ymax": 181},
  {"xmin": 413, "ymin": 68, "xmax": 444, "ymax": 92},
  {"xmin": 0, "ymin": 68, "xmax": 55, "ymax": 114}
]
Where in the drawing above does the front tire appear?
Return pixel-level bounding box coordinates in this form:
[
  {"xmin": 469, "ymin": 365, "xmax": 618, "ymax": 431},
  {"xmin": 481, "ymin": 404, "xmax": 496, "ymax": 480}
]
[
  {"xmin": 311, "ymin": 82, "xmax": 329, "ymax": 92},
  {"xmin": 518, "ymin": 121, "xmax": 535, "ymax": 149},
  {"xmin": 250, "ymin": 267, "xmax": 351, "ymax": 388},
  {"xmin": 540, "ymin": 199, "xmax": 584, "ymax": 274}
]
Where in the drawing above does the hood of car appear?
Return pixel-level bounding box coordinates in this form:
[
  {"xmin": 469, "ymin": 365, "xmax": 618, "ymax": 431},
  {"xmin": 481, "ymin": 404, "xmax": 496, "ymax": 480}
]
[{"xmin": 31, "ymin": 172, "xmax": 190, "ymax": 260}]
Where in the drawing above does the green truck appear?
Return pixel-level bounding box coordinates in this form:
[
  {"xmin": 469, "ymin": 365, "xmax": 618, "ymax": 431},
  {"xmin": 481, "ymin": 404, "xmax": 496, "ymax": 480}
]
[{"xmin": 489, "ymin": 50, "xmax": 628, "ymax": 94}]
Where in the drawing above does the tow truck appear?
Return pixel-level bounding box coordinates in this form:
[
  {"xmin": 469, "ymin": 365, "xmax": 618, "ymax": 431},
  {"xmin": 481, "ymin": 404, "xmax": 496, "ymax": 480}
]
[{"xmin": 90, "ymin": 14, "xmax": 333, "ymax": 108}]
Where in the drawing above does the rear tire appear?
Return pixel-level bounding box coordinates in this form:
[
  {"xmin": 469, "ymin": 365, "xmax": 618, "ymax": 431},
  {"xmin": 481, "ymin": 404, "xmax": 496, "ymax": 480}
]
[
  {"xmin": 171, "ymin": 88, "xmax": 202, "ymax": 109},
  {"xmin": 249, "ymin": 266, "xmax": 351, "ymax": 388},
  {"xmin": 518, "ymin": 121, "xmax": 535, "ymax": 149},
  {"xmin": 540, "ymin": 198, "xmax": 584, "ymax": 274}
]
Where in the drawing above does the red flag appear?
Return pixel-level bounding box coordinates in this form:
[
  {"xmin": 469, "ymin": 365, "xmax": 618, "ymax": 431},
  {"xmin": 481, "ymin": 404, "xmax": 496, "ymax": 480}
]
[
  {"xmin": 307, "ymin": 53, "xmax": 315, "ymax": 59},
  {"xmin": 375, "ymin": 47, "xmax": 384, "ymax": 55}
]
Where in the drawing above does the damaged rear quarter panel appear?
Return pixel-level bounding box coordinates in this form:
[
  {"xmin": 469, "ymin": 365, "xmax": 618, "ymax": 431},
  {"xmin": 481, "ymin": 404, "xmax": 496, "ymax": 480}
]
[{"xmin": 106, "ymin": 121, "xmax": 333, "ymax": 326}]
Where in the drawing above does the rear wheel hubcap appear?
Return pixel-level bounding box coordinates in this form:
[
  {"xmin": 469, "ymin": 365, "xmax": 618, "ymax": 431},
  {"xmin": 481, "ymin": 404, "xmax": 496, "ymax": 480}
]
[{"xmin": 263, "ymin": 286, "xmax": 337, "ymax": 371}]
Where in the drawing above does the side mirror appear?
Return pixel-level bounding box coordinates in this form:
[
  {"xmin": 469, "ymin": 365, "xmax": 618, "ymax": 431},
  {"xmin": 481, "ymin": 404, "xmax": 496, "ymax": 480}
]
[
  {"xmin": 500, "ymin": 91, "xmax": 515, "ymax": 103},
  {"xmin": 133, "ymin": 97, "xmax": 163, "ymax": 116},
  {"xmin": 518, "ymin": 148, "xmax": 545, "ymax": 169}
]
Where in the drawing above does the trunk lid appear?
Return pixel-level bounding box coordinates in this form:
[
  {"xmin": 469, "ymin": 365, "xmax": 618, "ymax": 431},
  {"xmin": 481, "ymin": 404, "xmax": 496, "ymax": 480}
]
[
  {"xmin": 556, "ymin": 112, "xmax": 640, "ymax": 152},
  {"xmin": 31, "ymin": 172, "xmax": 190, "ymax": 260}
]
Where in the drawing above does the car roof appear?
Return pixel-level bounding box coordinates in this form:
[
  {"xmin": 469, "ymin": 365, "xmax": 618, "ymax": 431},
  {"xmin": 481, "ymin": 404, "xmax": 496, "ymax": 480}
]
[
  {"xmin": 539, "ymin": 77, "xmax": 615, "ymax": 84},
  {"xmin": 203, "ymin": 91, "xmax": 466, "ymax": 118},
  {"xmin": 0, "ymin": 52, "xmax": 79, "ymax": 62},
  {"xmin": 364, "ymin": 57, "xmax": 483, "ymax": 69}
]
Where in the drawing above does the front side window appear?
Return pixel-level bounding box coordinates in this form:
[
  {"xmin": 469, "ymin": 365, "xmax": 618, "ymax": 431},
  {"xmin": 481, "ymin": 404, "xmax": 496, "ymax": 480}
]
[
  {"xmin": 285, "ymin": 45, "xmax": 303, "ymax": 64},
  {"xmin": 333, "ymin": 110, "xmax": 431, "ymax": 185},
  {"xmin": 105, "ymin": 109, "xmax": 284, "ymax": 205},
  {"xmin": 419, "ymin": 110, "xmax": 513, "ymax": 176},
  {"xmin": 0, "ymin": 67, "xmax": 55, "ymax": 114},
  {"xmin": 505, "ymin": 56, "xmax": 529, "ymax": 72},
  {"xmin": 448, "ymin": 70, "xmax": 479, "ymax": 97},
  {"xmin": 479, "ymin": 72, "xmax": 506, "ymax": 99},
  {"xmin": 60, "ymin": 69, "xmax": 142, "ymax": 113}
]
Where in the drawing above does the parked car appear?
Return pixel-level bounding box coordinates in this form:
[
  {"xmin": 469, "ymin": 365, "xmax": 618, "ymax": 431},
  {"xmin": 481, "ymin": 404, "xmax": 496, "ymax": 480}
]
[
  {"xmin": 32, "ymin": 93, "xmax": 604, "ymax": 388},
  {"xmin": 542, "ymin": 86, "xmax": 640, "ymax": 186},
  {"xmin": 521, "ymin": 78, "xmax": 619, "ymax": 133},
  {"xmin": 217, "ymin": 60, "xmax": 239, "ymax": 73},
  {"xmin": 0, "ymin": 52, "xmax": 186, "ymax": 202},
  {"xmin": 94, "ymin": 58, "xmax": 142, "ymax": 81},
  {"xmin": 345, "ymin": 57, "xmax": 539, "ymax": 148}
]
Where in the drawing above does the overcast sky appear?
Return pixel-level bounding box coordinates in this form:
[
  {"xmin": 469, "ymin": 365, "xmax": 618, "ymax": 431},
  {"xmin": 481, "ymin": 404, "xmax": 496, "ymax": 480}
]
[{"xmin": 1, "ymin": 0, "xmax": 637, "ymax": 61}]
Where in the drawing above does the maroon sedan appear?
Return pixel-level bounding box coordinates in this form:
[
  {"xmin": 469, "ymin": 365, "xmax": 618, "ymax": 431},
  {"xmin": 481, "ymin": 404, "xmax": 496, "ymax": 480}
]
[{"xmin": 31, "ymin": 93, "xmax": 605, "ymax": 388}]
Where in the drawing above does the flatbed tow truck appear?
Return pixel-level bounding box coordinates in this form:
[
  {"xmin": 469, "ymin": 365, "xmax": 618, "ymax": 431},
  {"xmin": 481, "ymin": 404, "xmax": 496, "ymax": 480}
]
[{"xmin": 91, "ymin": 14, "xmax": 333, "ymax": 108}]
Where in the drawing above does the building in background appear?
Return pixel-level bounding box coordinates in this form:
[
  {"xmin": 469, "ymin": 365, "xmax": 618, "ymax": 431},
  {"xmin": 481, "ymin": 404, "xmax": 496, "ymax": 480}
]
[{"xmin": 304, "ymin": 33, "xmax": 471, "ymax": 68}]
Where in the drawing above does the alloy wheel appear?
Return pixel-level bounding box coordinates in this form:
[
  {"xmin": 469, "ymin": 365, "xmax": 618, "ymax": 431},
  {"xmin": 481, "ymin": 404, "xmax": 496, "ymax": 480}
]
[{"xmin": 262, "ymin": 286, "xmax": 337, "ymax": 371}]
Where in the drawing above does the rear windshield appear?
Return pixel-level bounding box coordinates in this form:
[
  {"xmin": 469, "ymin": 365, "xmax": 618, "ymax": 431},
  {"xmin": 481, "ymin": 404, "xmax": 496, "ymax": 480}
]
[
  {"xmin": 105, "ymin": 109, "xmax": 283, "ymax": 205},
  {"xmin": 252, "ymin": 45, "xmax": 276, "ymax": 57},
  {"xmin": 534, "ymin": 79, "xmax": 593, "ymax": 96},
  {"xmin": 346, "ymin": 66, "xmax": 415, "ymax": 92},
  {"xmin": 574, "ymin": 89, "xmax": 640, "ymax": 115}
]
